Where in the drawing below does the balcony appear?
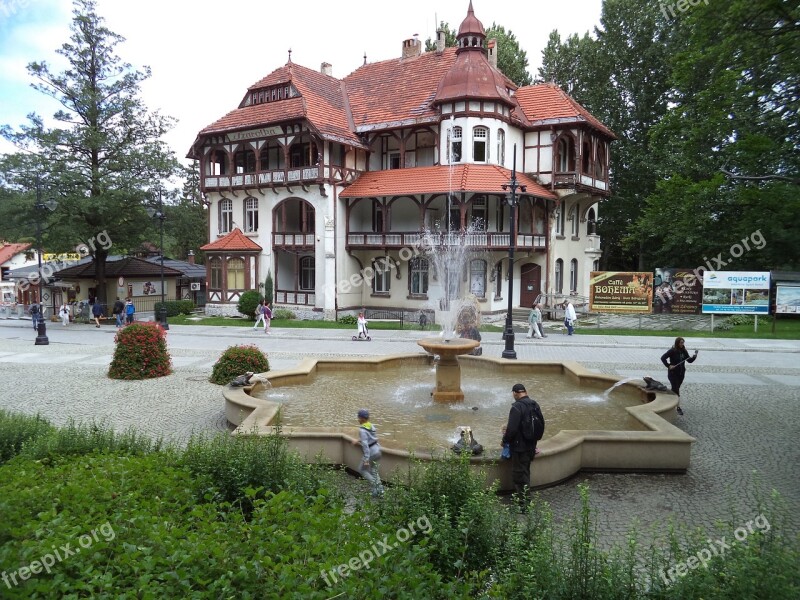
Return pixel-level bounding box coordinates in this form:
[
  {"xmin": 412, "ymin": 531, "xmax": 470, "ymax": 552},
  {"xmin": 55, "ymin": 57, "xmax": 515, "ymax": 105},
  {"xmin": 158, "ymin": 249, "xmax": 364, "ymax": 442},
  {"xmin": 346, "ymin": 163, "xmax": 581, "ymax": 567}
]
[
  {"xmin": 273, "ymin": 233, "xmax": 315, "ymax": 249},
  {"xmin": 203, "ymin": 166, "xmax": 321, "ymax": 190},
  {"xmin": 346, "ymin": 231, "xmax": 546, "ymax": 251}
]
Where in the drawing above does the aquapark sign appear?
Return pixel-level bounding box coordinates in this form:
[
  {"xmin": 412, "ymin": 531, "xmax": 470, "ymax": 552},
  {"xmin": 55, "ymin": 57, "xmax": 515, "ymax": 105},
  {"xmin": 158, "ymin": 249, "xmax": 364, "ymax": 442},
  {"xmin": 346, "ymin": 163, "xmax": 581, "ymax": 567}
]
[
  {"xmin": 702, "ymin": 271, "xmax": 770, "ymax": 314},
  {"xmin": 589, "ymin": 271, "xmax": 653, "ymax": 313}
]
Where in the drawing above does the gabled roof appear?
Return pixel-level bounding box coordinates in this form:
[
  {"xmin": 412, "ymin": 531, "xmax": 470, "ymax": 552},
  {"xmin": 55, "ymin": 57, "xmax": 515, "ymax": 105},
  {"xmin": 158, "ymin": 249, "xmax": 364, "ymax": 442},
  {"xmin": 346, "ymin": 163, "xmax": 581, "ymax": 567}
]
[
  {"xmin": 0, "ymin": 242, "xmax": 32, "ymax": 266},
  {"xmin": 55, "ymin": 257, "xmax": 183, "ymax": 279},
  {"xmin": 343, "ymin": 48, "xmax": 458, "ymax": 131},
  {"xmin": 200, "ymin": 228, "xmax": 262, "ymax": 252},
  {"xmin": 199, "ymin": 62, "xmax": 365, "ymax": 149},
  {"xmin": 339, "ymin": 164, "xmax": 556, "ymax": 200},
  {"xmin": 516, "ymin": 83, "xmax": 617, "ymax": 139}
]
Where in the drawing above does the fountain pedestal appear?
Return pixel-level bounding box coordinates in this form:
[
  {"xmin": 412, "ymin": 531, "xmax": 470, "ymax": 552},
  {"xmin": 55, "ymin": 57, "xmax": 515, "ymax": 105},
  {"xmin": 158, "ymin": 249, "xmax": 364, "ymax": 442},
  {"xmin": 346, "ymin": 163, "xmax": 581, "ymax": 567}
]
[{"xmin": 417, "ymin": 337, "xmax": 480, "ymax": 402}]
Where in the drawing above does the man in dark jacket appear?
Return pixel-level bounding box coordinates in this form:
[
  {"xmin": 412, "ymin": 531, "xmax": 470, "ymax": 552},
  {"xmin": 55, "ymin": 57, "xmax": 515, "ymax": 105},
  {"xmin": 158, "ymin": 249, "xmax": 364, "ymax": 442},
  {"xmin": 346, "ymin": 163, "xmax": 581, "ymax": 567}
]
[{"xmin": 501, "ymin": 383, "xmax": 543, "ymax": 501}]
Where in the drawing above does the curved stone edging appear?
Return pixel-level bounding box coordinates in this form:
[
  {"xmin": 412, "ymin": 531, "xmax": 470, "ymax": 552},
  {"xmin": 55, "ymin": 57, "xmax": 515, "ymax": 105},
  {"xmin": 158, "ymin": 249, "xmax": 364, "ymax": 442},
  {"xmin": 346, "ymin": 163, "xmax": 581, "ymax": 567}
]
[{"xmin": 223, "ymin": 354, "xmax": 695, "ymax": 491}]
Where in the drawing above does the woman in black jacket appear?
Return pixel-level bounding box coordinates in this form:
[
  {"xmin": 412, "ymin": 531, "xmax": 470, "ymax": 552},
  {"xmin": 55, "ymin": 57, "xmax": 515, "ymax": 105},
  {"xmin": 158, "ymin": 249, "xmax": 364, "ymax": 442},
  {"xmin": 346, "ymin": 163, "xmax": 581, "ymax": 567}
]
[{"xmin": 660, "ymin": 337, "xmax": 698, "ymax": 415}]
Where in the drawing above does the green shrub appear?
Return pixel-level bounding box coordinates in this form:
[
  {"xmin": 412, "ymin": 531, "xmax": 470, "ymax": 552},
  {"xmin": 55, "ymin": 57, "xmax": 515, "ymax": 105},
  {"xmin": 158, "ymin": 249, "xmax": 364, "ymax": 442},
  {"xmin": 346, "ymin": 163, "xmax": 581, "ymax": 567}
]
[
  {"xmin": 273, "ymin": 307, "xmax": 295, "ymax": 320},
  {"xmin": 264, "ymin": 270, "xmax": 274, "ymax": 306},
  {"xmin": 19, "ymin": 419, "xmax": 164, "ymax": 462},
  {"xmin": 179, "ymin": 430, "xmax": 325, "ymax": 511},
  {"xmin": 108, "ymin": 322, "xmax": 172, "ymax": 379},
  {"xmin": 338, "ymin": 314, "xmax": 357, "ymax": 325},
  {"xmin": 237, "ymin": 290, "xmax": 263, "ymax": 320},
  {"xmin": 210, "ymin": 344, "xmax": 269, "ymax": 384},
  {"xmin": 154, "ymin": 299, "xmax": 195, "ymax": 317},
  {"xmin": 0, "ymin": 410, "xmax": 53, "ymax": 465}
]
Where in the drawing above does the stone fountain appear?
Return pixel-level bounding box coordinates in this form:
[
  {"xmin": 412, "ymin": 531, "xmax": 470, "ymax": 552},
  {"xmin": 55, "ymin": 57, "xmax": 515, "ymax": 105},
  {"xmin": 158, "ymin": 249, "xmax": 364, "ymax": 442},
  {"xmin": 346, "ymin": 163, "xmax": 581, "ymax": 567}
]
[{"xmin": 417, "ymin": 337, "xmax": 480, "ymax": 402}]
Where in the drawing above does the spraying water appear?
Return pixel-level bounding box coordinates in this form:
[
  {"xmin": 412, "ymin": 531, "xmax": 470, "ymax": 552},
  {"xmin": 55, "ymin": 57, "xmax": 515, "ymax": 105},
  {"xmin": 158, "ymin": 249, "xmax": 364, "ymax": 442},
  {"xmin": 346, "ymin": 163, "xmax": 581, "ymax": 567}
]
[{"xmin": 603, "ymin": 376, "xmax": 642, "ymax": 398}]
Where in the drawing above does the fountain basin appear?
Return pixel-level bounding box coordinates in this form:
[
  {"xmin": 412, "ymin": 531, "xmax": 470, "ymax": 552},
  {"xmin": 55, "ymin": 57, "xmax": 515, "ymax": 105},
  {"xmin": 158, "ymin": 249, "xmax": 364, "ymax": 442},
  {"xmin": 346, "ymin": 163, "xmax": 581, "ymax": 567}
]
[{"xmin": 223, "ymin": 355, "xmax": 695, "ymax": 491}]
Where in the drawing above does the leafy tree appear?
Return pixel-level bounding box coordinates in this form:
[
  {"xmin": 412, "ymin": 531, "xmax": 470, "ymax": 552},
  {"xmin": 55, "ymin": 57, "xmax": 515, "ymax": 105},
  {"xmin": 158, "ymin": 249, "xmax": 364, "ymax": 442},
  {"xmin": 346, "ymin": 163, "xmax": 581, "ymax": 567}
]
[
  {"xmin": 264, "ymin": 270, "xmax": 274, "ymax": 306},
  {"xmin": 164, "ymin": 161, "xmax": 207, "ymax": 264},
  {"xmin": 425, "ymin": 21, "xmax": 532, "ymax": 86},
  {"xmin": 0, "ymin": 0, "xmax": 178, "ymax": 303}
]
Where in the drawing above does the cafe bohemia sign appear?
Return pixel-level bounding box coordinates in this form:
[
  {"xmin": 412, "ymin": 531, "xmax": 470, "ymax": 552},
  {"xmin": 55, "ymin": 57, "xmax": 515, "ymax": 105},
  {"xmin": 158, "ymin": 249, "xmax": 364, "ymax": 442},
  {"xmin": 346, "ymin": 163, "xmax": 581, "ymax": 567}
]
[{"xmin": 589, "ymin": 272, "xmax": 654, "ymax": 313}]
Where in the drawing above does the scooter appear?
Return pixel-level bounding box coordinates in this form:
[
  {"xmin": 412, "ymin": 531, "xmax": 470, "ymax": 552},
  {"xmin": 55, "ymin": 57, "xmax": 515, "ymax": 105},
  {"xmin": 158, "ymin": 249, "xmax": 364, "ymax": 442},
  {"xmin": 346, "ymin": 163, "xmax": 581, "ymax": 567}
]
[{"xmin": 352, "ymin": 325, "xmax": 371, "ymax": 341}]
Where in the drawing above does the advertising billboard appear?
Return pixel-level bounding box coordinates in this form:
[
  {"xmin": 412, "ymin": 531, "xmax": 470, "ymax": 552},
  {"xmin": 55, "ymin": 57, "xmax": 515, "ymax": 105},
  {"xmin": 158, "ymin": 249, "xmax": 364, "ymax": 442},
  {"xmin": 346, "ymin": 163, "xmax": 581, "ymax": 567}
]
[
  {"xmin": 701, "ymin": 271, "xmax": 770, "ymax": 314},
  {"xmin": 653, "ymin": 268, "xmax": 702, "ymax": 315},
  {"xmin": 589, "ymin": 271, "xmax": 653, "ymax": 313},
  {"xmin": 775, "ymin": 285, "xmax": 800, "ymax": 314}
]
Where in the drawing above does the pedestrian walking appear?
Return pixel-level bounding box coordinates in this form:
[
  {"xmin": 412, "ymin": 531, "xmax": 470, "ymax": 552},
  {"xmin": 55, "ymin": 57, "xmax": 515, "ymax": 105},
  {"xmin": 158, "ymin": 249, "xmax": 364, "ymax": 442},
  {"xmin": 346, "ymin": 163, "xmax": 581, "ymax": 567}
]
[
  {"xmin": 112, "ymin": 297, "xmax": 124, "ymax": 328},
  {"xmin": 527, "ymin": 304, "xmax": 542, "ymax": 339},
  {"xmin": 660, "ymin": 337, "xmax": 699, "ymax": 416},
  {"xmin": 535, "ymin": 303, "xmax": 547, "ymax": 338},
  {"xmin": 59, "ymin": 302, "xmax": 71, "ymax": 326},
  {"xmin": 92, "ymin": 301, "xmax": 104, "ymax": 328},
  {"xmin": 29, "ymin": 302, "xmax": 40, "ymax": 330},
  {"xmin": 353, "ymin": 408, "xmax": 384, "ymax": 498},
  {"xmin": 253, "ymin": 300, "xmax": 266, "ymax": 330},
  {"xmin": 564, "ymin": 301, "xmax": 577, "ymax": 336},
  {"xmin": 124, "ymin": 298, "xmax": 135, "ymax": 325},
  {"xmin": 501, "ymin": 383, "xmax": 545, "ymax": 507},
  {"xmin": 263, "ymin": 303, "xmax": 273, "ymax": 334}
]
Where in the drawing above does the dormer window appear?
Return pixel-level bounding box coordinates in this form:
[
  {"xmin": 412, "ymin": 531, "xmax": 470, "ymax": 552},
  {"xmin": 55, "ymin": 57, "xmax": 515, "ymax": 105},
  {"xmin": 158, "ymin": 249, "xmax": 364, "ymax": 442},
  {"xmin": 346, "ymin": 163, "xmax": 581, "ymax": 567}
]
[{"xmin": 249, "ymin": 84, "xmax": 294, "ymax": 106}]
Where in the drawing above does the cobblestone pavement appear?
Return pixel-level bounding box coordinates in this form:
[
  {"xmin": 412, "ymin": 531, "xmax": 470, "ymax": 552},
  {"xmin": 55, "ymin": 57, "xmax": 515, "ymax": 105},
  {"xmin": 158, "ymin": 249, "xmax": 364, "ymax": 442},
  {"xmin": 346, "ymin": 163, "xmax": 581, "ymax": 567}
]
[{"xmin": 1, "ymin": 319, "xmax": 798, "ymax": 546}]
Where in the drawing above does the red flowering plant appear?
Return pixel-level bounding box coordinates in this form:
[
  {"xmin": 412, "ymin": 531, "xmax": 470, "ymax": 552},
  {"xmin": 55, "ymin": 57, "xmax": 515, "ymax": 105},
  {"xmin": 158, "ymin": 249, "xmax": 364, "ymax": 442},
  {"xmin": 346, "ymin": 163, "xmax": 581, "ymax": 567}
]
[
  {"xmin": 210, "ymin": 345, "xmax": 269, "ymax": 385},
  {"xmin": 108, "ymin": 322, "xmax": 173, "ymax": 380}
]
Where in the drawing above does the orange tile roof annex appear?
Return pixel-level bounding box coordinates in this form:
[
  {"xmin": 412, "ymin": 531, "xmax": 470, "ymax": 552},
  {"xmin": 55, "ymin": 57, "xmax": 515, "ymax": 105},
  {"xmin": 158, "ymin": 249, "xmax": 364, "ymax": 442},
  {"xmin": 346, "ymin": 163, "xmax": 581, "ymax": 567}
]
[
  {"xmin": 0, "ymin": 242, "xmax": 32, "ymax": 266},
  {"xmin": 339, "ymin": 165, "xmax": 556, "ymax": 200},
  {"xmin": 200, "ymin": 228, "xmax": 263, "ymax": 252},
  {"xmin": 516, "ymin": 83, "xmax": 617, "ymax": 139}
]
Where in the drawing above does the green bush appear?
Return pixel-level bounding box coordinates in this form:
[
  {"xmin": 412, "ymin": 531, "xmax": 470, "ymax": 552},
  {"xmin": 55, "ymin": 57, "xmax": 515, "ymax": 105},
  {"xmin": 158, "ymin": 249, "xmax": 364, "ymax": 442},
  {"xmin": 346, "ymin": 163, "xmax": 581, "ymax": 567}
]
[
  {"xmin": 273, "ymin": 307, "xmax": 295, "ymax": 320},
  {"xmin": 210, "ymin": 344, "xmax": 269, "ymax": 384},
  {"xmin": 237, "ymin": 290, "xmax": 263, "ymax": 320},
  {"xmin": 108, "ymin": 322, "xmax": 172, "ymax": 379},
  {"xmin": 338, "ymin": 314, "xmax": 357, "ymax": 325},
  {"xmin": 0, "ymin": 410, "xmax": 54, "ymax": 465},
  {"xmin": 264, "ymin": 270, "xmax": 274, "ymax": 306},
  {"xmin": 154, "ymin": 299, "xmax": 195, "ymax": 317}
]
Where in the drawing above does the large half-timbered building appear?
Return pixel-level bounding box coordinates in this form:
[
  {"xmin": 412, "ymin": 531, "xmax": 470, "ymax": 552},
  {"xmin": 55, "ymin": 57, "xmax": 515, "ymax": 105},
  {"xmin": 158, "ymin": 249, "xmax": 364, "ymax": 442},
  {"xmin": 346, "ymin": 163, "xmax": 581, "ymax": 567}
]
[{"xmin": 190, "ymin": 2, "xmax": 614, "ymax": 319}]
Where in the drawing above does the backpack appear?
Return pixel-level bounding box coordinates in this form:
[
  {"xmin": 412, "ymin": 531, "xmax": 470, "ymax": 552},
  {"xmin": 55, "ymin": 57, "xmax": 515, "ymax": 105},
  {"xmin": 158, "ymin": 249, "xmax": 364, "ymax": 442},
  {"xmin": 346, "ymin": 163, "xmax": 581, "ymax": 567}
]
[
  {"xmin": 30, "ymin": 304, "xmax": 39, "ymax": 315},
  {"xmin": 519, "ymin": 398, "xmax": 545, "ymax": 443}
]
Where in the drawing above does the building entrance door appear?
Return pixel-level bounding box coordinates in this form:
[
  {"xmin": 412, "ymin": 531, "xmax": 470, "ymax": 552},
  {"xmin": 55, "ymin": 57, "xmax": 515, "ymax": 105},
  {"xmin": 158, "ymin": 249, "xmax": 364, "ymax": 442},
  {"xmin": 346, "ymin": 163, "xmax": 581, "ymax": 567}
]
[{"xmin": 520, "ymin": 263, "xmax": 541, "ymax": 308}]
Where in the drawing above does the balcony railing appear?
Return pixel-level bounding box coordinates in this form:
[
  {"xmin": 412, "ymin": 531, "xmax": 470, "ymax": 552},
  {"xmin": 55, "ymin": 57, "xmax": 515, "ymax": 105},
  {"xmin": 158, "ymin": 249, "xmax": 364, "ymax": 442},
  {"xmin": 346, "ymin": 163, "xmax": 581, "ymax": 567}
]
[
  {"xmin": 273, "ymin": 233, "xmax": 315, "ymax": 247},
  {"xmin": 346, "ymin": 231, "xmax": 546, "ymax": 251},
  {"xmin": 275, "ymin": 290, "xmax": 314, "ymax": 305},
  {"xmin": 204, "ymin": 165, "xmax": 321, "ymax": 189}
]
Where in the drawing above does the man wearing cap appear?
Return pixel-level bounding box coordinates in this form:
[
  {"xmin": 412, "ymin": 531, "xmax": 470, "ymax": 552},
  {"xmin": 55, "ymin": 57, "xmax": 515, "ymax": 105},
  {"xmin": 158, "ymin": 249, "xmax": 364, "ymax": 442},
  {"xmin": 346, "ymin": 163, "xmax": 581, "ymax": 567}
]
[
  {"xmin": 501, "ymin": 383, "xmax": 542, "ymax": 503},
  {"xmin": 355, "ymin": 409, "xmax": 384, "ymax": 498}
]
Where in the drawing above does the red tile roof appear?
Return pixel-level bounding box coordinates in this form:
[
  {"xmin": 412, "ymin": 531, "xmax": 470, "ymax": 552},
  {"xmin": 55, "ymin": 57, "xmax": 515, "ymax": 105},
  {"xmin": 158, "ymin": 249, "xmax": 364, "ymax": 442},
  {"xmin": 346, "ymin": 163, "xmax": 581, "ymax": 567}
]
[
  {"xmin": 339, "ymin": 165, "xmax": 556, "ymax": 200},
  {"xmin": 200, "ymin": 228, "xmax": 263, "ymax": 252},
  {"xmin": 200, "ymin": 63, "xmax": 364, "ymax": 148},
  {"xmin": 0, "ymin": 242, "xmax": 32, "ymax": 266},
  {"xmin": 516, "ymin": 83, "xmax": 617, "ymax": 139},
  {"xmin": 344, "ymin": 48, "xmax": 458, "ymax": 130}
]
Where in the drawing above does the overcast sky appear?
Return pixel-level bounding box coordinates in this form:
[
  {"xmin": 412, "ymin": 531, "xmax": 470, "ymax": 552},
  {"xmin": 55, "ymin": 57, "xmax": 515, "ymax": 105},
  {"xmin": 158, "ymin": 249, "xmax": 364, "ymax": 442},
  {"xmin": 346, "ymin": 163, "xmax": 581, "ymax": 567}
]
[{"xmin": 0, "ymin": 0, "xmax": 604, "ymax": 167}]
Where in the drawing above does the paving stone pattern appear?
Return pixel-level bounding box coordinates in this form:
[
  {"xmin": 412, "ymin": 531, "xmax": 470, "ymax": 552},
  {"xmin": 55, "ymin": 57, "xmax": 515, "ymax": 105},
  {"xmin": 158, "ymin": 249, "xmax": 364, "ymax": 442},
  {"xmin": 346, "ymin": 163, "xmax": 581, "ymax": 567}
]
[{"xmin": 1, "ymin": 319, "xmax": 798, "ymax": 547}]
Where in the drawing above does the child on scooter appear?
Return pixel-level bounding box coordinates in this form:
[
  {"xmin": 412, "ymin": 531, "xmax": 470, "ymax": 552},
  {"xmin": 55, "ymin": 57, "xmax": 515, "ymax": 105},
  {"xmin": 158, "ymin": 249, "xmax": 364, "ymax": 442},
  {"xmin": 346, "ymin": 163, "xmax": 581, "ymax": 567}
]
[{"xmin": 357, "ymin": 312, "xmax": 369, "ymax": 339}]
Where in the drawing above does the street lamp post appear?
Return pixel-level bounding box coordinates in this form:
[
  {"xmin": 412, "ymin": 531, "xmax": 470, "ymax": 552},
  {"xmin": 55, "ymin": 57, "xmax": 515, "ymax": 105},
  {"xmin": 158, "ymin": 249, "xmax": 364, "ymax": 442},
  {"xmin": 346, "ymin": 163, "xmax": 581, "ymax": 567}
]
[
  {"xmin": 33, "ymin": 177, "xmax": 58, "ymax": 345},
  {"xmin": 501, "ymin": 145, "xmax": 526, "ymax": 360},
  {"xmin": 146, "ymin": 191, "xmax": 168, "ymax": 330}
]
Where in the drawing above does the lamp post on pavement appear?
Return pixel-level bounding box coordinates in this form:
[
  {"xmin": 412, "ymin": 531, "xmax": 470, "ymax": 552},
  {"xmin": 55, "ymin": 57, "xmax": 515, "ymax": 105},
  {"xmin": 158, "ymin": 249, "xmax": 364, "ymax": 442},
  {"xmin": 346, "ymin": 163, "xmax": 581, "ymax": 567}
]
[
  {"xmin": 501, "ymin": 145, "xmax": 526, "ymax": 360},
  {"xmin": 33, "ymin": 177, "xmax": 58, "ymax": 345},
  {"xmin": 146, "ymin": 190, "xmax": 169, "ymax": 330}
]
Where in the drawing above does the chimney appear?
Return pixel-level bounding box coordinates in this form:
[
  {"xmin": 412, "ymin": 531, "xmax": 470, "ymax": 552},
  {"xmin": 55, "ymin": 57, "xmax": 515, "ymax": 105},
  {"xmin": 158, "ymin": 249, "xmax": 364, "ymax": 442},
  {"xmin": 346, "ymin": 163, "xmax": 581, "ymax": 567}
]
[
  {"xmin": 488, "ymin": 38, "xmax": 497, "ymax": 68},
  {"xmin": 320, "ymin": 62, "xmax": 332, "ymax": 76},
  {"xmin": 187, "ymin": 250, "xmax": 195, "ymax": 265},
  {"xmin": 436, "ymin": 27, "xmax": 446, "ymax": 53},
  {"xmin": 402, "ymin": 36, "xmax": 422, "ymax": 59}
]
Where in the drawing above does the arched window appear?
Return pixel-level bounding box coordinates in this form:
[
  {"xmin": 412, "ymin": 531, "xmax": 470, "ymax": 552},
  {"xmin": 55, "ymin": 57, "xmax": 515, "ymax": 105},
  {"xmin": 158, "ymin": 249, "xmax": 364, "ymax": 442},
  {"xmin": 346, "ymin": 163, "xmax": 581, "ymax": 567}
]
[
  {"xmin": 245, "ymin": 198, "xmax": 259, "ymax": 233},
  {"xmin": 593, "ymin": 259, "xmax": 600, "ymax": 272},
  {"xmin": 555, "ymin": 203, "xmax": 565, "ymax": 236},
  {"xmin": 299, "ymin": 256, "xmax": 315, "ymax": 291},
  {"xmin": 496, "ymin": 129, "xmax": 505, "ymax": 165},
  {"xmin": 449, "ymin": 126, "xmax": 462, "ymax": 163},
  {"xmin": 473, "ymin": 126, "xmax": 489, "ymax": 162},
  {"xmin": 209, "ymin": 257, "xmax": 222, "ymax": 289},
  {"xmin": 555, "ymin": 259, "xmax": 563, "ymax": 294},
  {"xmin": 372, "ymin": 257, "xmax": 391, "ymax": 294},
  {"xmin": 569, "ymin": 206, "xmax": 579, "ymax": 238},
  {"xmin": 208, "ymin": 149, "xmax": 228, "ymax": 176},
  {"xmin": 219, "ymin": 199, "xmax": 233, "ymax": 234},
  {"xmin": 556, "ymin": 136, "xmax": 576, "ymax": 172},
  {"xmin": 234, "ymin": 148, "xmax": 256, "ymax": 174},
  {"xmin": 410, "ymin": 257, "xmax": 429, "ymax": 295},
  {"xmin": 227, "ymin": 257, "xmax": 245, "ymax": 290},
  {"xmin": 469, "ymin": 259, "xmax": 487, "ymax": 298},
  {"xmin": 587, "ymin": 207, "xmax": 597, "ymax": 235},
  {"xmin": 570, "ymin": 259, "xmax": 578, "ymax": 293}
]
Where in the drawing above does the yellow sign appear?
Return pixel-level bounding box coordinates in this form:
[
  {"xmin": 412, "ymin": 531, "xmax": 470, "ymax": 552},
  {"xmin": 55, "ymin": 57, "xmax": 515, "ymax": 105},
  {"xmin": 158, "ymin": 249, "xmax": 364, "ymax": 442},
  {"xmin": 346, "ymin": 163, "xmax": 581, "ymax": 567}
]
[{"xmin": 43, "ymin": 253, "xmax": 82, "ymax": 261}]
